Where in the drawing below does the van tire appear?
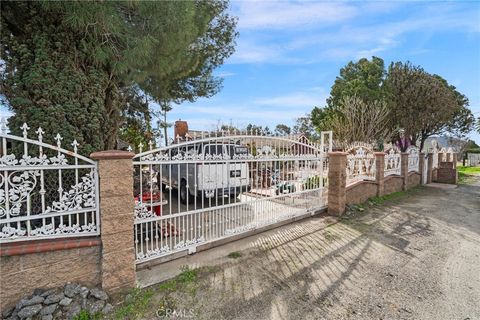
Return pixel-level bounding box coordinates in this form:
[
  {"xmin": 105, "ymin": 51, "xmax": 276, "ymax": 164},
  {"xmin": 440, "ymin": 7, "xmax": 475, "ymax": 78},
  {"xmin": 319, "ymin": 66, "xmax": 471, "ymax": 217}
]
[{"xmin": 180, "ymin": 180, "xmax": 190, "ymax": 205}]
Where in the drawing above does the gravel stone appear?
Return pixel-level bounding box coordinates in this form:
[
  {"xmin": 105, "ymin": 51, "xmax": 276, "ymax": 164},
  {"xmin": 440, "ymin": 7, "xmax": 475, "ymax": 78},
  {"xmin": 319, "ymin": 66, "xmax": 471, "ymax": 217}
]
[
  {"xmin": 15, "ymin": 295, "xmax": 44, "ymax": 310},
  {"xmin": 86, "ymin": 299, "xmax": 105, "ymax": 314},
  {"xmin": 41, "ymin": 315, "xmax": 53, "ymax": 320},
  {"xmin": 66, "ymin": 302, "xmax": 81, "ymax": 320},
  {"xmin": 40, "ymin": 290, "xmax": 54, "ymax": 298},
  {"xmin": 64, "ymin": 283, "xmax": 79, "ymax": 298},
  {"xmin": 17, "ymin": 304, "xmax": 42, "ymax": 319},
  {"xmin": 59, "ymin": 297, "xmax": 73, "ymax": 307},
  {"xmin": 43, "ymin": 293, "xmax": 64, "ymax": 305},
  {"xmin": 2, "ymin": 306, "xmax": 14, "ymax": 318},
  {"xmin": 79, "ymin": 287, "xmax": 89, "ymax": 299},
  {"xmin": 40, "ymin": 303, "xmax": 57, "ymax": 316},
  {"xmin": 102, "ymin": 303, "xmax": 114, "ymax": 314},
  {"xmin": 33, "ymin": 288, "xmax": 45, "ymax": 296},
  {"xmin": 89, "ymin": 288, "xmax": 108, "ymax": 301}
]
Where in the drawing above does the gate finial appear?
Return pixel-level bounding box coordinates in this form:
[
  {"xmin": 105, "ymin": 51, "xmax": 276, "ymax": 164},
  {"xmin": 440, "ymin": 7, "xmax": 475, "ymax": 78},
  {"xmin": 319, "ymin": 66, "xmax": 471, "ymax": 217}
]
[
  {"xmin": 21, "ymin": 123, "xmax": 30, "ymax": 138},
  {"xmin": 54, "ymin": 133, "xmax": 63, "ymax": 147},
  {"xmin": 0, "ymin": 118, "xmax": 7, "ymax": 134},
  {"xmin": 36, "ymin": 127, "xmax": 45, "ymax": 142},
  {"xmin": 71, "ymin": 140, "xmax": 79, "ymax": 153}
]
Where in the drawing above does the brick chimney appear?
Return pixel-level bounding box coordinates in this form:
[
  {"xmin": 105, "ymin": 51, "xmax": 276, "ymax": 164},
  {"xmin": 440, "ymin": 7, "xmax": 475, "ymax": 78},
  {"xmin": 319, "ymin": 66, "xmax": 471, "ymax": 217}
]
[{"xmin": 174, "ymin": 120, "xmax": 188, "ymax": 140}]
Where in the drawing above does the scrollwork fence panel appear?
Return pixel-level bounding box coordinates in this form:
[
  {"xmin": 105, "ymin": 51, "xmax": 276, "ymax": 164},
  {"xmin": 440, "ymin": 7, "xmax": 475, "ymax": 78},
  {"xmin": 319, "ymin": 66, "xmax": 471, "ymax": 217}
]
[
  {"xmin": 132, "ymin": 131, "xmax": 331, "ymax": 263},
  {"xmin": 346, "ymin": 146, "xmax": 376, "ymax": 185},
  {"xmin": 0, "ymin": 120, "xmax": 100, "ymax": 242},
  {"xmin": 384, "ymin": 147, "xmax": 401, "ymax": 176},
  {"xmin": 407, "ymin": 146, "xmax": 419, "ymax": 172}
]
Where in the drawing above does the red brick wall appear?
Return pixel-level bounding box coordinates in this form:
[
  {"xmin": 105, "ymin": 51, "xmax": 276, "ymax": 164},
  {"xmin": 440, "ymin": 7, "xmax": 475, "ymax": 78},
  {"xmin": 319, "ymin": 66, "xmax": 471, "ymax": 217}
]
[
  {"xmin": 407, "ymin": 172, "xmax": 421, "ymax": 188},
  {"xmin": 346, "ymin": 181, "xmax": 378, "ymax": 205},
  {"xmin": 384, "ymin": 176, "xmax": 403, "ymax": 194},
  {"xmin": 437, "ymin": 168, "xmax": 457, "ymax": 184},
  {"xmin": 0, "ymin": 237, "xmax": 101, "ymax": 311}
]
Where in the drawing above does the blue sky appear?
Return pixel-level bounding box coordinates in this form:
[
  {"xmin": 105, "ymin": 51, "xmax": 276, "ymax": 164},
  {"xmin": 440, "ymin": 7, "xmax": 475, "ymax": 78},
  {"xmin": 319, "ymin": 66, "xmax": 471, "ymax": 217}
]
[
  {"xmin": 1, "ymin": 1, "xmax": 479, "ymax": 143},
  {"xmin": 169, "ymin": 1, "xmax": 480, "ymax": 143}
]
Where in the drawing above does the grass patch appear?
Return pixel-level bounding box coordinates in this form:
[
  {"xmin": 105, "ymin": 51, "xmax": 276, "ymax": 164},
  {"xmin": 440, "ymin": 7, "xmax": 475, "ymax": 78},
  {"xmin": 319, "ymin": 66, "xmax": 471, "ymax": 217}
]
[
  {"xmin": 368, "ymin": 187, "xmax": 420, "ymax": 206},
  {"xmin": 457, "ymin": 166, "xmax": 480, "ymax": 175},
  {"xmin": 227, "ymin": 251, "xmax": 242, "ymax": 259},
  {"xmin": 114, "ymin": 287, "xmax": 154, "ymax": 320},
  {"xmin": 156, "ymin": 295, "xmax": 177, "ymax": 317},
  {"xmin": 176, "ymin": 266, "xmax": 198, "ymax": 284},
  {"xmin": 73, "ymin": 311, "xmax": 103, "ymax": 320},
  {"xmin": 156, "ymin": 266, "xmax": 200, "ymax": 294},
  {"xmin": 341, "ymin": 187, "xmax": 421, "ymax": 225},
  {"xmin": 458, "ymin": 166, "xmax": 480, "ymax": 185}
]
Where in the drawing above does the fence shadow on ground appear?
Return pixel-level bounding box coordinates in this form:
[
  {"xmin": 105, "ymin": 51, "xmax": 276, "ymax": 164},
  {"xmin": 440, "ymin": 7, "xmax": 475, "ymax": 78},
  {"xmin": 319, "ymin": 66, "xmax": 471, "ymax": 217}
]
[{"xmin": 158, "ymin": 201, "xmax": 437, "ymax": 320}]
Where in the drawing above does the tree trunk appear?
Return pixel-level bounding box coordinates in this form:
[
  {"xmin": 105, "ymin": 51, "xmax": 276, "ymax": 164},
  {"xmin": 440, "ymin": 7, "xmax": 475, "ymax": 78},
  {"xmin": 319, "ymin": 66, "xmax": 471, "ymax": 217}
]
[
  {"xmin": 163, "ymin": 112, "xmax": 168, "ymax": 146},
  {"xmin": 420, "ymin": 133, "xmax": 428, "ymax": 152},
  {"xmin": 103, "ymin": 80, "xmax": 120, "ymax": 150}
]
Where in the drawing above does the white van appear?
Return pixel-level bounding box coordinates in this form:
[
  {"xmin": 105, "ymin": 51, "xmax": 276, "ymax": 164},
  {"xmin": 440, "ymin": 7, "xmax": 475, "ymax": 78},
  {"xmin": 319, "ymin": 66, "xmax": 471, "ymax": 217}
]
[{"xmin": 161, "ymin": 143, "xmax": 250, "ymax": 204}]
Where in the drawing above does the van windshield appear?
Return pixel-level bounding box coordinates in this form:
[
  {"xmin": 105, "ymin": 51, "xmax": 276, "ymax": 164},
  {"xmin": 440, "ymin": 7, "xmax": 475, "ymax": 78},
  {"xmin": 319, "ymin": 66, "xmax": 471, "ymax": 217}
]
[
  {"xmin": 204, "ymin": 145, "xmax": 224, "ymax": 156},
  {"xmin": 227, "ymin": 145, "xmax": 248, "ymax": 158}
]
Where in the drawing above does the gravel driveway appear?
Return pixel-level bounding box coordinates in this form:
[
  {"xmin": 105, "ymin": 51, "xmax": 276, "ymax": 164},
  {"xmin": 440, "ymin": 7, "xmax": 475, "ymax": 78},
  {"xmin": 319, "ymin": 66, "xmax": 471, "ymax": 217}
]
[{"xmin": 142, "ymin": 181, "xmax": 480, "ymax": 320}]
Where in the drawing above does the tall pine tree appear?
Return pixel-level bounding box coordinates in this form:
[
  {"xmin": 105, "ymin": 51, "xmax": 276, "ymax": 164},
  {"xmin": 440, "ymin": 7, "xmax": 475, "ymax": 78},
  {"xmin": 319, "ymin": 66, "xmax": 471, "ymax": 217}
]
[{"xmin": 1, "ymin": 1, "xmax": 237, "ymax": 154}]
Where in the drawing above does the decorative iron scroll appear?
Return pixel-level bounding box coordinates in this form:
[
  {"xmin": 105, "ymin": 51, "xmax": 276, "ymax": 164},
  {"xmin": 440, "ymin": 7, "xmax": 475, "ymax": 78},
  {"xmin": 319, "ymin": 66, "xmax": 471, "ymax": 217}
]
[
  {"xmin": 384, "ymin": 147, "xmax": 401, "ymax": 176},
  {"xmin": 0, "ymin": 120, "xmax": 99, "ymax": 242},
  {"xmin": 346, "ymin": 146, "xmax": 376, "ymax": 184},
  {"xmin": 407, "ymin": 146, "xmax": 420, "ymax": 172},
  {"xmin": 132, "ymin": 131, "xmax": 331, "ymax": 263}
]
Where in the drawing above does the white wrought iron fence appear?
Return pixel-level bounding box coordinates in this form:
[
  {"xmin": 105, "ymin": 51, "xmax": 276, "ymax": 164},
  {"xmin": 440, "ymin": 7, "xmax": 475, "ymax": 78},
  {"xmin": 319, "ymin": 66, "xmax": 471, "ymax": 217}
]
[
  {"xmin": 346, "ymin": 146, "xmax": 376, "ymax": 185},
  {"xmin": 432, "ymin": 147, "xmax": 439, "ymax": 169},
  {"xmin": 423, "ymin": 153, "xmax": 428, "ymax": 184},
  {"xmin": 0, "ymin": 120, "xmax": 100, "ymax": 242},
  {"xmin": 447, "ymin": 147, "xmax": 455, "ymax": 162},
  {"xmin": 439, "ymin": 147, "xmax": 447, "ymax": 163},
  {"xmin": 132, "ymin": 131, "xmax": 331, "ymax": 263},
  {"xmin": 384, "ymin": 147, "xmax": 401, "ymax": 176},
  {"xmin": 407, "ymin": 146, "xmax": 419, "ymax": 172},
  {"xmin": 467, "ymin": 153, "xmax": 480, "ymax": 166}
]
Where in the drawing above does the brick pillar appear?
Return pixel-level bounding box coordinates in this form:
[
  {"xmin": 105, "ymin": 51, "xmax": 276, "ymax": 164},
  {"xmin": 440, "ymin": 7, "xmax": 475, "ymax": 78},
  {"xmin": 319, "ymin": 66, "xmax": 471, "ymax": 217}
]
[
  {"xmin": 90, "ymin": 150, "xmax": 136, "ymax": 296},
  {"xmin": 327, "ymin": 152, "xmax": 347, "ymax": 216},
  {"xmin": 427, "ymin": 153, "xmax": 433, "ymax": 184},
  {"xmin": 401, "ymin": 153, "xmax": 409, "ymax": 191},
  {"xmin": 419, "ymin": 152, "xmax": 425, "ymax": 185},
  {"xmin": 375, "ymin": 152, "xmax": 385, "ymax": 196}
]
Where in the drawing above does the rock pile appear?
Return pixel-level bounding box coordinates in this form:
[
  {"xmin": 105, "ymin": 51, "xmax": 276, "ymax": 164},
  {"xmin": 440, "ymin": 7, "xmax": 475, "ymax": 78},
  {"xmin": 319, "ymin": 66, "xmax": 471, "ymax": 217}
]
[{"xmin": 2, "ymin": 283, "xmax": 113, "ymax": 320}]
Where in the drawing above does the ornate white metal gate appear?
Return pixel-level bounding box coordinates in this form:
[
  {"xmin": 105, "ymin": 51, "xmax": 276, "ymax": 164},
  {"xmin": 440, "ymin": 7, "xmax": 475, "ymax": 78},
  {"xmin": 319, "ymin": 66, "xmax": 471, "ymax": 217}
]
[
  {"xmin": 0, "ymin": 121, "xmax": 100, "ymax": 241},
  {"xmin": 133, "ymin": 132, "xmax": 331, "ymax": 263}
]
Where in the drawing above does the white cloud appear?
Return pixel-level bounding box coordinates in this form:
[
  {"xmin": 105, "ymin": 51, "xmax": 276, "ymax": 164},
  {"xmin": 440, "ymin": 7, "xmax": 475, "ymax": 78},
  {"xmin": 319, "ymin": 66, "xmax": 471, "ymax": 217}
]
[
  {"xmin": 254, "ymin": 91, "xmax": 327, "ymax": 108},
  {"xmin": 228, "ymin": 2, "xmax": 480, "ymax": 64},
  {"xmin": 216, "ymin": 71, "xmax": 236, "ymax": 77},
  {"xmin": 0, "ymin": 109, "xmax": 12, "ymax": 119},
  {"xmin": 170, "ymin": 88, "xmax": 328, "ymax": 131},
  {"xmin": 229, "ymin": 39, "xmax": 281, "ymax": 63},
  {"xmin": 234, "ymin": 1, "xmax": 358, "ymax": 30}
]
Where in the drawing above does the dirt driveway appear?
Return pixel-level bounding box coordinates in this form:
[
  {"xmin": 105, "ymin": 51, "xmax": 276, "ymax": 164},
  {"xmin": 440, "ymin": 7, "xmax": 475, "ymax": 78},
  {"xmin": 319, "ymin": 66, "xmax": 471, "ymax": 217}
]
[{"xmin": 134, "ymin": 181, "xmax": 480, "ymax": 320}]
